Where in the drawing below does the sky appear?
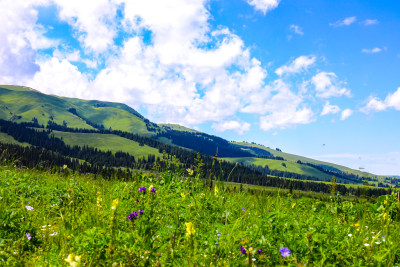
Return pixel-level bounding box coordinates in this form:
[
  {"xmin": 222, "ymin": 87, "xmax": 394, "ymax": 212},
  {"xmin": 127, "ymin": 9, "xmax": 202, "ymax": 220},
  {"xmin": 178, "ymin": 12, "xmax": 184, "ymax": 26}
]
[{"xmin": 1, "ymin": 0, "xmax": 400, "ymax": 175}]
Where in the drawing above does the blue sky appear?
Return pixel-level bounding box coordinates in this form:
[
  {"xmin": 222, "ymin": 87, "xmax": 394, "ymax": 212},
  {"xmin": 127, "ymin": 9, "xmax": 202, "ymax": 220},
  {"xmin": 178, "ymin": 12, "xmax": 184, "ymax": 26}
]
[{"xmin": 1, "ymin": 0, "xmax": 400, "ymax": 175}]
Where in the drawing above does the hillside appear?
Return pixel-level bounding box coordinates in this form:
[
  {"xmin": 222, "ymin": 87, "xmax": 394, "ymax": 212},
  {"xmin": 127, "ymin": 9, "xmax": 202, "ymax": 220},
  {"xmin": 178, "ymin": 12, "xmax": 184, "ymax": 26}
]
[{"xmin": 0, "ymin": 84, "xmax": 394, "ymax": 187}]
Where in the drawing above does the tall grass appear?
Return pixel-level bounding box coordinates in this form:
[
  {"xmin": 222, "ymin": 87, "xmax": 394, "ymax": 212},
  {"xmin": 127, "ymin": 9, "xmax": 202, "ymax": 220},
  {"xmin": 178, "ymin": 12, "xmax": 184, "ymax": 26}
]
[{"xmin": 0, "ymin": 162, "xmax": 399, "ymax": 266}]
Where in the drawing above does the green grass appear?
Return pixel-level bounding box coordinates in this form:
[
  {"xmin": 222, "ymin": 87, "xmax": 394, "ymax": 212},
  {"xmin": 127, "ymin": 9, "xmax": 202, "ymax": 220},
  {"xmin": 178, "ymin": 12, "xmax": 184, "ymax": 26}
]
[
  {"xmin": 0, "ymin": 132, "xmax": 30, "ymax": 147},
  {"xmin": 158, "ymin": 123, "xmax": 199, "ymax": 133},
  {"xmin": 232, "ymin": 142, "xmax": 381, "ymax": 178},
  {"xmin": 224, "ymin": 157, "xmax": 335, "ymax": 182},
  {"xmin": 0, "ymin": 86, "xmax": 154, "ymax": 135},
  {"xmin": 1, "ymin": 164, "xmax": 399, "ymax": 266},
  {"xmin": 52, "ymin": 131, "xmax": 162, "ymax": 159}
]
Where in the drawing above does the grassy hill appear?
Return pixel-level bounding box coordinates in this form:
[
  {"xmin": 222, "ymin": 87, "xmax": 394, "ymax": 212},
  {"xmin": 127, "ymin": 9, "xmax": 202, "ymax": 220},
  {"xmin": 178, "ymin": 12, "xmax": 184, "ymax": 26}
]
[
  {"xmin": 0, "ymin": 84, "xmax": 392, "ymax": 186},
  {"xmin": 52, "ymin": 131, "xmax": 162, "ymax": 159},
  {"xmin": 0, "ymin": 85, "xmax": 155, "ymax": 135},
  {"xmin": 231, "ymin": 141, "xmax": 379, "ymax": 178}
]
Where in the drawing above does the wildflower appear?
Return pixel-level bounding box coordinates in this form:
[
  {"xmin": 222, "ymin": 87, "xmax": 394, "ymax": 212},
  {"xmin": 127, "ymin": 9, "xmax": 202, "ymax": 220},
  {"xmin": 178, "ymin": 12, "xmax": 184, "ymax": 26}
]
[
  {"xmin": 187, "ymin": 168, "xmax": 194, "ymax": 176},
  {"xmin": 185, "ymin": 222, "xmax": 195, "ymax": 237},
  {"xmin": 111, "ymin": 199, "xmax": 119, "ymax": 210},
  {"xmin": 26, "ymin": 233, "xmax": 32, "ymax": 240},
  {"xmin": 25, "ymin": 206, "xmax": 34, "ymax": 211},
  {"xmin": 63, "ymin": 164, "xmax": 68, "ymax": 169},
  {"xmin": 136, "ymin": 199, "xmax": 140, "ymax": 203},
  {"xmin": 354, "ymin": 222, "xmax": 360, "ymax": 227},
  {"xmin": 65, "ymin": 253, "xmax": 81, "ymax": 267},
  {"xmin": 151, "ymin": 187, "xmax": 156, "ymax": 193},
  {"xmin": 382, "ymin": 236, "xmax": 386, "ymax": 242},
  {"xmin": 257, "ymin": 249, "xmax": 262, "ymax": 254},
  {"xmin": 217, "ymin": 234, "xmax": 221, "ymax": 237},
  {"xmin": 375, "ymin": 242, "xmax": 381, "ymax": 245},
  {"xmin": 364, "ymin": 243, "xmax": 369, "ymax": 247},
  {"xmin": 214, "ymin": 186, "xmax": 219, "ymax": 196},
  {"xmin": 97, "ymin": 195, "xmax": 102, "ymax": 208},
  {"xmin": 138, "ymin": 209, "xmax": 144, "ymax": 215},
  {"xmin": 181, "ymin": 193, "xmax": 186, "ymax": 200},
  {"xmin": 240, "ymin": 246, "xmax": 246, "ymax": 255},
  {"xmin": 242, "ymin": 208, "xmax": 246, "ymax": 212},
  {"xmin": 268, "ymin": 210, "xmax": 271, "ymax": 213},
  {"xmin": 348, "ymin": 234, "xmax": 352, "ymax": 237},
  {"xmin": 138, "ymin": 187, "xmax": 147, "ymax": 193},
  {"xmin": 280, "ymin": 247, "xmax": 291, "ymax": 257},
  {"xmin": 128, "ymin": 212, "xmax": 139, "ymax": 221}
]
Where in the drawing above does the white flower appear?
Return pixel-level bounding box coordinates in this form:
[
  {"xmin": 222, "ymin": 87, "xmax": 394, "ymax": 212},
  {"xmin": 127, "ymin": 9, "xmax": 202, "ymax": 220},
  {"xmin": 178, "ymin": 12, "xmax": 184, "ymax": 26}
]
[
  {"xmin": 348, "ymin": 233, "xmax": 352, "ymax": 237},
  {"xmin": 364, "ymin": 243, "xmax": 369, "ymax": 247},
  {"xmin": 25, "ymin": 206, "xmax": 34, "ymax": 211},
  {"xmin": 375, "ymin": 242, "xmax": 381, "ymax": 245}
]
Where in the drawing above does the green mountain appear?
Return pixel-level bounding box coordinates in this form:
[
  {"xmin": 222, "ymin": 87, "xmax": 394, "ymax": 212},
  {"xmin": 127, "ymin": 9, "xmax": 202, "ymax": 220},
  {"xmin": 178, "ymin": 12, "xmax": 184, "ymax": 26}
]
[{"xmin": 0, "ymin": 85, "xmax": 394, "ymax": 187}]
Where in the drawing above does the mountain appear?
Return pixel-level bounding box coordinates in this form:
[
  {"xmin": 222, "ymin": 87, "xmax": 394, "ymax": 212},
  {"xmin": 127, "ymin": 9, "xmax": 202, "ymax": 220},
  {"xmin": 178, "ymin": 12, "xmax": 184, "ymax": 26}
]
[{"xmin": 0, "ymin": 85, "xmax": 394, "ymax": 187}]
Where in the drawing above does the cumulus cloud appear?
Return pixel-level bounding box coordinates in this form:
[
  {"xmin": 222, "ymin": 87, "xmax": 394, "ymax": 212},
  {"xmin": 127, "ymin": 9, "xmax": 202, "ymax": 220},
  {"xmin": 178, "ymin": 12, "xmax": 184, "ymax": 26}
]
[
  {"xmin": 311, "ymin": 72, "xmax": 351, "ymax": 98},
  {"xmin": 53, "ymin": 0, "xmax": 118, "ymax": 54},
  {"xmin": 0, "ymin": 0, "xmax": 50, "ymax": 84},
  {"xmin": 246, "ymin": 0, "xmax": 280, "ymax": 14},
  {"xmin": 212, "ymin": 120, "xmax": 251, "ymax": 135},
  {"xmin": 362, "ymin": 19, "xmax": 379, "ymax": 26},
  {"xmin": 330, "ymin": 16, "xmax": 357, "ymax": 27},
  {"xmin": 275, "ymin": 55, "xmax": 316, "ymax": 76},
  {"xmin": 321, "ymin": 101, "xmax": 341, "ymax": 116},
  {"xmin": 289, "ymin": 24, "xmax": 304, "ymax": 35},
  {"xmin": 241, "ymin": 79, "xmax": 315, "ymax": 131},
  {"xmin": 361, "ymin": 47, "xmax": 383, "ymax": 54},
  {"xmin": 361, "ymin": 87, "xmax": 400, "ymax": 113},
  {"xmin": 340, "ymin": 109, "xmax": 353, "ymax": 120}
]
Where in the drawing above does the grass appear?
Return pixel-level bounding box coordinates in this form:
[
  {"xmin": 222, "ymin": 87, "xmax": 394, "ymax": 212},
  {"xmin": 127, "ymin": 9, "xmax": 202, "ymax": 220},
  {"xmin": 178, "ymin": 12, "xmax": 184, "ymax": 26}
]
[
  {"xmin": 51, "ymin": 131, "xmax": 162, "ymax": 159},
  {"xmin": 232, "ymin": 142, "xmax": 382, "ymax": 179},
  {"xmin": 1, "ymin": 162, "xmax": 400, "ymax": 266},
  {"xmin": 0, "ymin": 132, "xmax": 30, "ymax": 147},
  {"xmin": 224, "ymin": 157, "xmax": 335, "ymax": 182}
]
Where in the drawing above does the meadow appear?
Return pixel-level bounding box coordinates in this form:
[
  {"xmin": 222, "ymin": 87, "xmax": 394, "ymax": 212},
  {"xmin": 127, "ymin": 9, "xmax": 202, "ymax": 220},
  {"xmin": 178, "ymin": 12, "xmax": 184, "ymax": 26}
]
[{"xmin": 1, "ymin": 160, "xmax": 400, "ymax": 266}]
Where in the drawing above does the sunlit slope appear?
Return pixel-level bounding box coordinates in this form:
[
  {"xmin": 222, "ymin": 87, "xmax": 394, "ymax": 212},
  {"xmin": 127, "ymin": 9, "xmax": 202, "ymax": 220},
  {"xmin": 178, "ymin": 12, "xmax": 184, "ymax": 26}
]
[
  {"xmin": 0, "ymin": 86, "xmax": 94, "ymax": 129},
  {"xmin": 52, "ymin": 131, "xmax": 162, "ymax": 159},
  {"xmin": 232, "ymin": 141, "xmax": 379, "ymax": 178},
  {"xmin": 0, "ymin": 85, "xmax": 155, "ymax": 135},
  {"xmin": 0, "ymin": 132, "xmax": 30, "ymax": 147}
]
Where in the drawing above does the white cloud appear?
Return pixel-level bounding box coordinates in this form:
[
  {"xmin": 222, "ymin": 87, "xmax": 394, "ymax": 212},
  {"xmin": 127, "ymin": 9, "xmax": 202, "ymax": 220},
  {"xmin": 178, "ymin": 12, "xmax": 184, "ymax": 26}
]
[
  {"xmin": 361, "ymin": 87, "xmax": 400, "ymax": 113},
  {"xmin": 330, "ymin": 16, "xmax": 357, "ymax": 27},
  {"xmin": 0, "ymin": 0, "xmax": 50, "ymax": 84},
  {"xmin": 246, "ymin": 0, "xmax": 280, "ymax": 14},
  {"xmin": 212, "ymin": 120, "xmax": 250, "ymax": 135},
  {"xmin": 361, "ymin": 47, "xmax": 383, "ymax": 54},
  {"xmin": 311, "ymin": 72, "xmax": 351, "ymax": 98},
  {"xmin": 53, "ymin": 0, "xmax": 118, "ymax": 54},
  {"xmin": 340, "ymin": 109, "xmax": 353, "ymax": 120},
  {"xmin": 362, "ymin": 19, "xmax": 379, "ymax": 26},
  {"xmin": 289, "ymin": 24, "xmax": 304, "ymax": 35},
  {"xmin": 27, "ymin": 57, "xmax": 91, "ymax": 99},
  {"xmin": 275, "ymin": 55, "xmax": 316, "ymax": 76},
  {"xmin": 321, "ymin": 101, "xmax": 341, "ymax": 116},
  {"xmin": 241, "ymin": 79, "xmax": 315, "ymax": 131}
]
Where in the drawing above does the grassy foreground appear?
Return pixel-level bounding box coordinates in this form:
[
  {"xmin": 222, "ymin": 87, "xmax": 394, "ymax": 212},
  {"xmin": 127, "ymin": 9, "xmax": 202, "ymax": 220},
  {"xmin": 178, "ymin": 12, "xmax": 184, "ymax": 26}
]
[{"xmin": 1, "ymin": 164, "xmax": 400, "ymax": 266}]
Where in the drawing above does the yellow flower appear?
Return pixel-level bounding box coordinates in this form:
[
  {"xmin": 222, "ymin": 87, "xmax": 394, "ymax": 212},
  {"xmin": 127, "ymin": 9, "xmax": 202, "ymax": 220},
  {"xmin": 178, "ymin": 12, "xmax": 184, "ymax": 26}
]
[
  {"xmin": 111, "ymin": 199, "xmax": 119, "ymax": 210},
  {"xmin": 354, "ymin": 222, "xmax": 360, "ymax": 227},
  {"xmin": 181, "ymin": 193, "xmax": 186, "ymax": 200},
  {"xmin": 63, "ymin": 164, "xmax": 68, "ymax": 169},
  {"xmin": 214, "ymin": 186, "xmax": 219, "ymax": 196},
  {"xmin": 149, "ymin": 185, "xmax": 154, "ymax": 192},
  {"xmin": 97, "ymin": 195, "xmax": 102, "ymax": 208},
  {"xmin": 185, "ymin": 222, "xmax": 195, "ymax": 237},
  {"xmin": 65, "ymin": 253, "xmax": 81, "ymax": 267},
  {"xmin": 186, "ymin": 168, "xmax": 194, "ymax": 176}
]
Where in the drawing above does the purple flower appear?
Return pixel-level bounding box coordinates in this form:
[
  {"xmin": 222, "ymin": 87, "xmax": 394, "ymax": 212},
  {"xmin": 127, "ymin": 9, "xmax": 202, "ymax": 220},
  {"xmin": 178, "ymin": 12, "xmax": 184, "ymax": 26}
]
[
  {"xmin": 151, "ymin": 187, "xmax": 156, "ymax": 193},
  {"xmin": 128, "ymin": 212, "xmax": 139, "ymax": 221},
  {"xmin": 25, "ymin": 206, "xmax": 34, "ymax": 211},
  {"xmin": 26, "ymin": 233, "xmax": 32, "ymax": 240},
  {"xmin": 268, "ymin": 210, "xmax": 271, "ymax": 213},
  {"xmin": 257, "ymin": 249, "xmax": 262, "ymax": 254},
  {"xmin": 280, "ymin": 247, "xmax": 291, "ymax": 257},
  {"xmin": 138, "ymin": 187, "xmax": 147, "ymax": 193},
  {"xmin": 240, "ymin": 246, "xmax": 246, "ymax": 255},
  {"xmin": 242, "ymin": 208, "xmax": 246, "ymax": 212},
  {"xmin": 138, "ymin": 209, "xmax": 144, "ymax": 215},
  {"xmin": 136, "ymin": 199, "xmax": 140, "ymax": 203}
]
